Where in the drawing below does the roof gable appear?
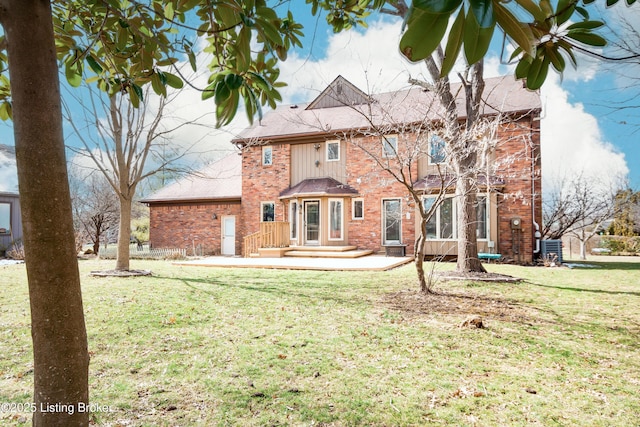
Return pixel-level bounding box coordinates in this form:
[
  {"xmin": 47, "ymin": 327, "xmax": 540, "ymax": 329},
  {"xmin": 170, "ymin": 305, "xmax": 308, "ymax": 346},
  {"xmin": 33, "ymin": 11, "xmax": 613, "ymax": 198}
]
[
  {"xmin": 306, "ymin": 75, "xmax": 370, "ymax": 110},
  {"xmin": 234, "ymin": 75, "xmax": 541, "ymax": 144}
]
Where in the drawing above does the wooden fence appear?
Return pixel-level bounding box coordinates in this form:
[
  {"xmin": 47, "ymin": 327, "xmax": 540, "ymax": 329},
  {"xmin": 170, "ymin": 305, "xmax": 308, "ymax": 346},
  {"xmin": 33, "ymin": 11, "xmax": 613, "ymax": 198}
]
[{"xmin": 99, "ymin": 244, "xmax": 186, "ymax": 260}]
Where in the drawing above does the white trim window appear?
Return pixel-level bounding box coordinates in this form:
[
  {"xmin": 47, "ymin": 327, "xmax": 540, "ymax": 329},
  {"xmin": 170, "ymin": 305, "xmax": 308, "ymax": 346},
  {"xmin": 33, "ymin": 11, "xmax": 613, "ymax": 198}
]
[
  {"xmin": 382, "ymin": 135, "xmax": 398, "ymax": 158},
  {"xmin": 326, "ymin": 140, "xmax": 340, "ymax": 162},
  {"xmin": 262, "ymin": 146, "xmax": 273, "ymax": 166},
  {"xmin": 352, "ymin": 198, "xmax": 364, "ymax": 220},
  {"xmin": 261, "ymin": 201, "xmax": 275, "ymax": 222},
  {"xmin": 422, "ymin": 195, "xmax": 488, "ymax": 240},
  {"xmin": 428, "ymin": 135, "xmax": 447, "ymax": 164},
  {"xmin": 382, "ymin": 198, "xmax": 402, "ymax": 244},
  {"xmin": 328, "ymin": 198, "xmax": 343, "ymax": 240},
  {"xmin": 290, "ymin": 201, "xmax": 298, "ymax": 240}
]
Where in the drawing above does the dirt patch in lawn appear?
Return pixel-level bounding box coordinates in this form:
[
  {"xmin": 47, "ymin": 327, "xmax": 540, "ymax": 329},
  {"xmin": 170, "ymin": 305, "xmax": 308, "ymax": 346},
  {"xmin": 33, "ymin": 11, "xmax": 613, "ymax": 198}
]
[{"xmin": 381, "ymin": 288, "xmax": 539, "ymax": 327}]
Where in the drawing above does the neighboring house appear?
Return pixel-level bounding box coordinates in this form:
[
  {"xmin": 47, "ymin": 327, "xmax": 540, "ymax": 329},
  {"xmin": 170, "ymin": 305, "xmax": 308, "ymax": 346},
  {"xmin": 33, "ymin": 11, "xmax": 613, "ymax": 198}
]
[
  {"xmin": 140, "ymin": 153, "xmax": 242, "ymax": 256},
  {"xmin": 0, "ymin": 191, "xmax": 22, "ymax": 256},
  {"xmin": 146, "ymin": 75, "xmax": 542, "ymax": 263}
]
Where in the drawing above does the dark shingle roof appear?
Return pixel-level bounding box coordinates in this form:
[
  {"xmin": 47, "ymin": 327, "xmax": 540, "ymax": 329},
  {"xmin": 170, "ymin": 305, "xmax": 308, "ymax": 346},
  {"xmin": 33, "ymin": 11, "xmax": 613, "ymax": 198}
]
[
  {"xmin": 279, "ymin": 177, "xmax": 359, "ymax": 199},
  {"xmin": 140, "ymin": 153, "xmax": 241, "ymax": 203},
  {"xmin": 233, "ymin": 75, "xmax": 540, "ymax": 143}
]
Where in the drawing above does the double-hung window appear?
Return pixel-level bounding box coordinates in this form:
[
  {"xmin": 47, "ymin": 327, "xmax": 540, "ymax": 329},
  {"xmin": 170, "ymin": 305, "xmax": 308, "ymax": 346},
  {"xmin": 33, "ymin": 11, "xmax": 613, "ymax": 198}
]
[
  {"xmin": 352, "ymin": 198, "xmax": 364, "ymax": 220},
  {"xmin": 262, "ymin": 146, "xmax": 273, "ymax": 166},
  {"xmin": 326, "ymin": 140, "xmax": 340, "ymax": 161},
  {"xmin": 382, "ymin": 135, "xmax": 398, "ymax": 158},
  {"xmin": 261, "ymin": 202, "xmax": 275, "ymax": 222},
  {"xmin": 429, "ymin": 135, "xmax": 447, "ymax": 164}
]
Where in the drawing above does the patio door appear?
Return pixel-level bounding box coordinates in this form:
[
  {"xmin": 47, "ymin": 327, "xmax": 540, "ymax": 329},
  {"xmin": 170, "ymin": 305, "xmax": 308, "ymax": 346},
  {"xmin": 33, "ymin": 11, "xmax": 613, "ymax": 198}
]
[
  {"xmin": 304, "ymin": 200, "xmax": 320, "ymax": 245},
  {"xmin": 382, "ymin": 199, "xmax": 402, "ymax": 245}
]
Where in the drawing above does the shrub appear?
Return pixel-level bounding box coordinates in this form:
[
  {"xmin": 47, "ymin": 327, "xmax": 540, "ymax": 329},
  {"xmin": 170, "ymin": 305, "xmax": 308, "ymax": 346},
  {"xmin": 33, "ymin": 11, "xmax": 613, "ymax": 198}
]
[
  {"xmin": 602, "ymin": 236, "xmax": 640, "ymax": 254},
  {"xmin": 7, "ymin": 239, "xmax": 25, "ymax": 260}
]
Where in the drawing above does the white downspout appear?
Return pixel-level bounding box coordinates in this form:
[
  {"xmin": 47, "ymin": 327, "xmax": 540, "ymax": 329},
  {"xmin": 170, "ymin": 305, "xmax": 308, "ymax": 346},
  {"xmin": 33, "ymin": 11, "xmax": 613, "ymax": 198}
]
[{"xmin": 531, "ymin": 131, "xmax": 541, "ymax": 255}]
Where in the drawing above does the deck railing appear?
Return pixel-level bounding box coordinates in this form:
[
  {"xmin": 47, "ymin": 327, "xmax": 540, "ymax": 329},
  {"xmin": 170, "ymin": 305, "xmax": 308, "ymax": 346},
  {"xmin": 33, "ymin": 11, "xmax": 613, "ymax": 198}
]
[{"xmin": 243, "ymin": 221, "xmax": 289, "ymax": 257}]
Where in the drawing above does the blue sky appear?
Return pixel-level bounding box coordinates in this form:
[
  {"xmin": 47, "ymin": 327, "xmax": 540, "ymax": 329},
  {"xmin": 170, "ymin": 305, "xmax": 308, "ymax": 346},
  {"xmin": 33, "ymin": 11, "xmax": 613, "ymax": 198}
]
[{"xmin": 0, "ymin": 2, "xmax": 638, "ymax": 192}]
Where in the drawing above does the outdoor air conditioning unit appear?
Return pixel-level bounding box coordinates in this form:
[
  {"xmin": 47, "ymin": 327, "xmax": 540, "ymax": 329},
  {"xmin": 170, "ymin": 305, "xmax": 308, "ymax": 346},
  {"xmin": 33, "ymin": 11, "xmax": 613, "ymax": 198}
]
[{"xmin": 541, "ymin": 240, "xmax": 563, "ymax": 264}]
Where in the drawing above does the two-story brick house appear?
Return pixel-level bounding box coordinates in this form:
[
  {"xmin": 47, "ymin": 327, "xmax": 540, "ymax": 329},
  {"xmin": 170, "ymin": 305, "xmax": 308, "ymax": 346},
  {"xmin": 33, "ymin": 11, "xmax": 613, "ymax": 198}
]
[{"xmin": 145, "ymin": 75, "xmax": 542, "ymax": 263}]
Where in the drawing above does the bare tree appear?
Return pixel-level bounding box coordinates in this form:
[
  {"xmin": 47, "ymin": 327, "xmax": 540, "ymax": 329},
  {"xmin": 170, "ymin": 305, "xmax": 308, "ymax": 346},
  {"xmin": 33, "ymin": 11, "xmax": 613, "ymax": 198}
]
[
  {"xmin": 543, "ymin": 173, "xmax": 625, "ymax": 259},
  {"xmin": 382, "ymin": 2, "xmax": 489, "ymax": 273},
  {"xmin": 288, "ymin": 82, "xmax": 503, "ymax": 291},
  {"xmin": 69, "ymin": 166, "xmax": 120, "ymax": 255},
  {"xmin": 64, "ymin": 86, "xmax": 215, "ymax": 271},
  {"xmin": 346, "ymin": 120, "xmax": 448, "ymax": 293}
]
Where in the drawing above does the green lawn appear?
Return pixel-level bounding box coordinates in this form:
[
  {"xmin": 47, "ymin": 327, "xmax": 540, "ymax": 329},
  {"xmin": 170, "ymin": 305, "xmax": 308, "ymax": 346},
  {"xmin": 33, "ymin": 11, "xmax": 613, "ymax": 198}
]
[{"xmin": 1, "ymin": 258, "xmax": 639, "ymax": 426}]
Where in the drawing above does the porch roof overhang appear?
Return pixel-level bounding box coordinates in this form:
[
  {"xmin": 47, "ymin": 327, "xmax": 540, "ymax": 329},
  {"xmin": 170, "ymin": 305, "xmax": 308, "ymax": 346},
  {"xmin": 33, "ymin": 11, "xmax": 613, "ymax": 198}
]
[
  {"xmin": 413, "ymin": 174, "xmax": 505, "ymax": 193},
  {"xmin": 279, "ymin": 177, "xmax": 359, "ymax": 200}
]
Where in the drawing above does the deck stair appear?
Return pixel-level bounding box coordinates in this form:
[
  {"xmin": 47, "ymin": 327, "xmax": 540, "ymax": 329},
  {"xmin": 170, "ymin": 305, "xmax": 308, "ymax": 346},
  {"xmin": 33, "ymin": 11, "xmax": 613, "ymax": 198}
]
[{"xmin": 283, "ymin": 246, "xmax": 373, "ymax": 259}]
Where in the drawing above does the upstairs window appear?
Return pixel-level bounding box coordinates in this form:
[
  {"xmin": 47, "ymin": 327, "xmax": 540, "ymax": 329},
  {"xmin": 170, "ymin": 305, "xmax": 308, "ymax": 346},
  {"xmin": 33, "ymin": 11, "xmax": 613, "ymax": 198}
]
[
  {"xmin": 382, "ymin": 135, "xmax": 398, "ymax": 158},
  {"xmin": 262, "ymin": 146, "xmax": 273, "ymax": 166},
  {"xmin": 429, "ymin": 135, "xmax": 447, "ymax": 164},
  {"xmin": 326, "ymin": 140, "xmax": 340, "ymax": 161}
]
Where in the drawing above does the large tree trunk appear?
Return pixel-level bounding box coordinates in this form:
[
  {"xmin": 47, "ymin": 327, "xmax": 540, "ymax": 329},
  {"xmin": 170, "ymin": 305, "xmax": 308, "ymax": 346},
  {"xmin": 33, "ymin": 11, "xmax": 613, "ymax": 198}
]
[
  {"xmin": 0, "ymin": 1, "xmax": 90, "ymax": 425},
  {"xmin": 455, "ymin": 172, "xmax": 487, "ymax": 273},
  {"xmin": 425, "ymin": 57, "xmax": 486, "ymax": 273},
  {"xmin": 116, "ymin": 195, "xmax": 132, "ymax": 271},
  {"xmin": 415, "ymin": 217, "xmax": 431, "ymax": 293}
]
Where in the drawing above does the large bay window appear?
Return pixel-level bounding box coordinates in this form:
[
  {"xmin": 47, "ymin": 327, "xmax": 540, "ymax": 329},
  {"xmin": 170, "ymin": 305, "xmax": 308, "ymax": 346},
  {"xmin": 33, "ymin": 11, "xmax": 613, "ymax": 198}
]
[{"xmin": 422, "ymin": 195, "xmax": 488, "ymax": 240}]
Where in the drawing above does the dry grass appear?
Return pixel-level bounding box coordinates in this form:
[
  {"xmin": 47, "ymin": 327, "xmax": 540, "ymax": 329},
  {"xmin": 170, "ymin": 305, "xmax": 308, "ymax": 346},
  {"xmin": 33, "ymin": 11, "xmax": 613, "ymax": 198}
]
[{"xmin": 1, "ymin": 258, "xmax": 639, "ymax": 426}]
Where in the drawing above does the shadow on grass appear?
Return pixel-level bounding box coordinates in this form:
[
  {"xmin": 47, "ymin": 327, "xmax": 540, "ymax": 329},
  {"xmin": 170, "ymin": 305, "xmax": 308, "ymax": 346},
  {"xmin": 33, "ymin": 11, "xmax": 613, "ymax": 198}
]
[
  {"xmin": 565, "ymin": 260, "xmax": 640, "ymax": 271},
  {"xmin": 525, "ymin": 281, "xmax": 640, "ymax": 297},
  {"xmin": 151, "ymin": 275, "xmax": 363, "ymax": 307}
]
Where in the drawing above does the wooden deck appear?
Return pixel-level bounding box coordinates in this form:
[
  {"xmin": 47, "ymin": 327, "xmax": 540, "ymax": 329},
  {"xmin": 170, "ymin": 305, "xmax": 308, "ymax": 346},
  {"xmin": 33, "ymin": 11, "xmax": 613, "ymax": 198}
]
[{"xmin": 254, "ymin": 245, "xmax": 374, "ymax": 259}]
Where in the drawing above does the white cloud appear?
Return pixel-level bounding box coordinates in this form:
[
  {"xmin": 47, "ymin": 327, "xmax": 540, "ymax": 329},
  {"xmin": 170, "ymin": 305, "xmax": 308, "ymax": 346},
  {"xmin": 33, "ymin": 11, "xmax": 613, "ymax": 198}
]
[
  {"xmin": 0, "ymin": 149, "xmax": 18, "ymax": 192},
  {"xmin": 276, "ymin": 19, "xmax": 631, "ymax": 193},
  {"xmin": 540, "ymin": 74, "xmax": 629, "ymax": 192},
  {"xmin": 278, "ymin": 18, "xmax": 422, "ymax": 104}
]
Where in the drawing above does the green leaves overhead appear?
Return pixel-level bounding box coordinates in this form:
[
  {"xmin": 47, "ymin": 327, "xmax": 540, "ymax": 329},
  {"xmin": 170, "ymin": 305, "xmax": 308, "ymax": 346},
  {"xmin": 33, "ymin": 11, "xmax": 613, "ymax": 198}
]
[
  {"xmin": 400, "ymin": 0, "xmax": 628, "ymax": 90},
  {"xmin": 45, "ymin": 0, "xmax": 314, "ymax": 127}
]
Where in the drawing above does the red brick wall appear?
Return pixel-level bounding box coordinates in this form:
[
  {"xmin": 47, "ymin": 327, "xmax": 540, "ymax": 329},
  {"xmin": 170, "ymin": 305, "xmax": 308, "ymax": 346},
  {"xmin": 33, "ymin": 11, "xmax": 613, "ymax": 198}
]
[
  {"xmin": 148, "ymin": 201, "xmax": 242, "ymax": 255},
  {"xmin": 344, "ymin": 136, "xmax": 417, "ymax": 254},
  {"xmin": 241, "ymin": 143, "xmax": 291, "ymax": 252},
  {"xmin": 148, "ymin": 113, "xmax": 541, "ymax": 262},
  {"xmin": 494, "ymin": 114, "xmax": 542, "ymax": 263}
]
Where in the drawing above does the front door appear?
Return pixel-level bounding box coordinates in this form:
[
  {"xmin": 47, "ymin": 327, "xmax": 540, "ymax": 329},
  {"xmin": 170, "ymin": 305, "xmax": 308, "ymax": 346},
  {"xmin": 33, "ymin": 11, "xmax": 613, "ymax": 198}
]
[
  {"xmin": 304, "ymin": 200, "xmax": 320, "ymax": 245},
  {"xmin": 221, "ymin": 216, "xmax": 236, "ymax": 255}
]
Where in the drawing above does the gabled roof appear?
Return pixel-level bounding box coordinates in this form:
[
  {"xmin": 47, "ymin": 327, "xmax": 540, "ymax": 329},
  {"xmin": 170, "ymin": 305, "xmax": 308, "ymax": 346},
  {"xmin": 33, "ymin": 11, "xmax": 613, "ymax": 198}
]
[
  {"xmin": 233, "ymin": 75, "xmax": 541, "ymax": 144},
  {"xmin": 140, "ymin": 152, "xmax": 241, "ymax": 204},
  {"xmin": 306, "ymin": 75, "xmax": 370, "ymax": 110},
  {"xmin": 279, "ymin": 177, "xmax": 359, "ymax": 199}
]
